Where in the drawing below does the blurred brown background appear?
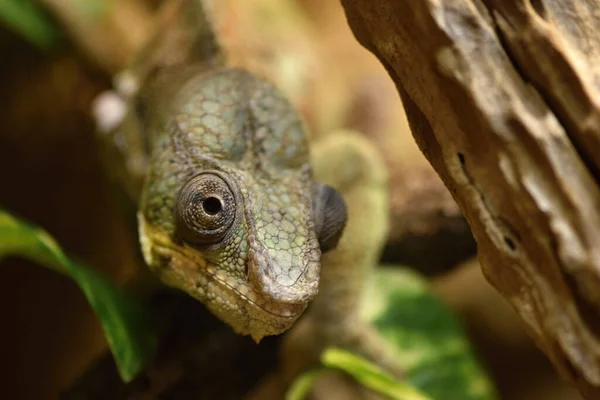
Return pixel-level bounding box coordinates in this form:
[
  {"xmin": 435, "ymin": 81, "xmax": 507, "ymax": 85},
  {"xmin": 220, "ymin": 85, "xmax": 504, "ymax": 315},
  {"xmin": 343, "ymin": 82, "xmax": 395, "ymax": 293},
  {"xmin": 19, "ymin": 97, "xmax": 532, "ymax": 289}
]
[{"xmin": 0, "ymin": 0, "xmax": 582, "ymax": 399}]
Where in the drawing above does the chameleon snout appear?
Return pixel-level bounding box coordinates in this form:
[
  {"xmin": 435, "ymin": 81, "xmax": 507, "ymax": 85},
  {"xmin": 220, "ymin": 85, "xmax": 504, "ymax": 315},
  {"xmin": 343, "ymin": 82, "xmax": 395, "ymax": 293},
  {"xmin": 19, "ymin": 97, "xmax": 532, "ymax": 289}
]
[{"xmin": 246, "ymin": 241, "xmax": 320, "ymax": 304}]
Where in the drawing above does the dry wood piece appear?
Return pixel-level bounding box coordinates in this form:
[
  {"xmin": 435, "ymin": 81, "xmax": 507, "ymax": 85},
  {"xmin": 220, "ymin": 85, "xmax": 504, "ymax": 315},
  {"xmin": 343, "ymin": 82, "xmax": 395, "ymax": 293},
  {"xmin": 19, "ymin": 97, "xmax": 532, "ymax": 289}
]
[
  {"xmin": 341, "ymin": 0, "xmax": 600, "ymax": 398},
  {"xmin": 382, "ymin": 165, "xmax": 476, "ymax": 276}
]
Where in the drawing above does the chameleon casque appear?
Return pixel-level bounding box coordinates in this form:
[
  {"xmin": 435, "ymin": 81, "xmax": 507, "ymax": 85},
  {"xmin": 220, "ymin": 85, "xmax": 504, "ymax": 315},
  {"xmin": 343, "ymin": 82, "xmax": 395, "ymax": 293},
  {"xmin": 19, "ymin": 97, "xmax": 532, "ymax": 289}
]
[{"xmin": 95, "ymin": 0, "xmax": 399, "ymax": 376}]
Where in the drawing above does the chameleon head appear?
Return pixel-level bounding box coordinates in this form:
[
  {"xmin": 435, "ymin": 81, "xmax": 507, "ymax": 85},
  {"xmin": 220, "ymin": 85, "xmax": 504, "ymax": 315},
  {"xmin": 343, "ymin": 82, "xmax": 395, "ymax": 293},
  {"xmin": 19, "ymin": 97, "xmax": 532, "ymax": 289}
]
[{"xmin": 138, "ymin": 67, "xmax": 346, "ymax": 341}]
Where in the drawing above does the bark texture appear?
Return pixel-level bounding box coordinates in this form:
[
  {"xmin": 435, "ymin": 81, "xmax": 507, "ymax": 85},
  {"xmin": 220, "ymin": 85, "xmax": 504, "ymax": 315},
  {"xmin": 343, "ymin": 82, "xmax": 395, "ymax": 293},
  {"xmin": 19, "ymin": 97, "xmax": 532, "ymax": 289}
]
[{"xmin": 341, "ymin": 0, "xmax": 600, "ymax": 397}]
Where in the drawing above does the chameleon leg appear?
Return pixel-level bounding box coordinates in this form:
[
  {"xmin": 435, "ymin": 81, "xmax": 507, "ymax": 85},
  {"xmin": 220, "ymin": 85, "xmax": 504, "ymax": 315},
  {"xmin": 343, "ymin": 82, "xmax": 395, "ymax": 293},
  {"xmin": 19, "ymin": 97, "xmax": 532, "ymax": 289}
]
[{"xmin": 281, "ymin": 129, "xmax": 403, "ymax": 381}]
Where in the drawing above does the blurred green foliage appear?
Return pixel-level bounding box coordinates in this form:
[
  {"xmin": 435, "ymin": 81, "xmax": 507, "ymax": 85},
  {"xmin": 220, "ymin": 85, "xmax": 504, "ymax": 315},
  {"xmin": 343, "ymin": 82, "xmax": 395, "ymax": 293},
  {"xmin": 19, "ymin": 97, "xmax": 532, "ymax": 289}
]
[
  {"xmin": 288, "ymin": 267, "xmax": 497, "ymax": 400},
  {"xmin": 0, "ymin": 208, "xmax": 157, "ymax": 382},
  {"xmin": 363, "ymin": 267, "xmax": 497, "ymax": 400},
  {"xmin": 287, "ymin": 348, "xmax": 433, "ymax": 400},
  {"xmin": 0, "ymin": 0, "xmax": 61, "ymax": 49}
]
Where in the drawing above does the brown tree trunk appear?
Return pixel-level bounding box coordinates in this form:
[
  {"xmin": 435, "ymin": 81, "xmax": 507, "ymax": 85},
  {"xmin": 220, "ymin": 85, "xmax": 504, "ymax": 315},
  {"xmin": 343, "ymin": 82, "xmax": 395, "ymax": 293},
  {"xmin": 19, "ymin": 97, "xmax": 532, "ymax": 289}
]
[{"xmin": 340, "ymin": 0, "xmax": 600, "ymax": 398}]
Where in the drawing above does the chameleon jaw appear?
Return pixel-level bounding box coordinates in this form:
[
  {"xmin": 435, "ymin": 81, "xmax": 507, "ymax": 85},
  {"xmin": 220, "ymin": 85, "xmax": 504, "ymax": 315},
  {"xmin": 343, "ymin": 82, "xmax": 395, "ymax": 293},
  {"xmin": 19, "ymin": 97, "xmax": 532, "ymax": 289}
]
[
  {"xmin": 152, "ymin": 244, "xmax": 307, "ymax": 341},
  {"xmin": 138, "ymin": 214, "xmax": 309, "ymax": 340}
]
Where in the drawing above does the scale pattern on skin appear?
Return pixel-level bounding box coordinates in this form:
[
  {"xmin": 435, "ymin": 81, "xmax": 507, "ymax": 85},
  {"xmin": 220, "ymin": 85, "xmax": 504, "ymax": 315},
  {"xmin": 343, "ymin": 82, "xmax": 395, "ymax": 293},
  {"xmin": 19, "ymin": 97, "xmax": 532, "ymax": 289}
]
[{"xmin": 139, "ymin": 68, "xmax": 322, "ymax": 340}]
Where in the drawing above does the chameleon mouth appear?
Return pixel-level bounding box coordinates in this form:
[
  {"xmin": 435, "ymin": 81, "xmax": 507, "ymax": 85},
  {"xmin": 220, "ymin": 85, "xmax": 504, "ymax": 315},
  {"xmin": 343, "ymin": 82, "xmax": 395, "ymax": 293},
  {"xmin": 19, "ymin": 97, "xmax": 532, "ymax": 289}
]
[
  {"xmin": 148, "ymin": 240, "xmax": 306, "ymax": 319},
  {"xmin": 153, "ymin": 245, "xmax": 306, "ymax": 342},
  {"xmin": 137, "ymin": 215, "xmax": 307, "ymax": 320}
]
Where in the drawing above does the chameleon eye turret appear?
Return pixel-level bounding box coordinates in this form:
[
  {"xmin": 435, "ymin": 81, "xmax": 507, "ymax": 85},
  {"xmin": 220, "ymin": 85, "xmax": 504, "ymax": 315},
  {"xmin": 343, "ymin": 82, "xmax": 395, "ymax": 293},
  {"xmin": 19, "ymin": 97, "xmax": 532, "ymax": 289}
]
[
  {"xmin": 312, "ymin": 183, "xmax": 347, "ymax": 253},
  {"xmin": 174, "ymin": 172, "xmax": 238, "ymax": 245}
]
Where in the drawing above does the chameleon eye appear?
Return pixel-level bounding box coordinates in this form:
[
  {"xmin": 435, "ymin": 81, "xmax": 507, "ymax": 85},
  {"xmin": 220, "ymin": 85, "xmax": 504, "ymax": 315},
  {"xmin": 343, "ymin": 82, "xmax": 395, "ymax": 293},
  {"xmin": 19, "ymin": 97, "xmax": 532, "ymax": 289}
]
[
  {"xmin": 175, "ymin": 172, "xmax": 237, "ymax": 245},
  {"xmin": 312, "ymin": 182, "xmax": 347, "ymax": 253}
]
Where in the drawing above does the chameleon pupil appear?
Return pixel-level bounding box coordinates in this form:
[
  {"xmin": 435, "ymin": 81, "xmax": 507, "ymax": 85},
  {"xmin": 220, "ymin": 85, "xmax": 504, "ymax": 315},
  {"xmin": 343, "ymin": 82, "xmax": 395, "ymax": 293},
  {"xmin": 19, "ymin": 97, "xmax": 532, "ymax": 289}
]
[{"xmin": 202, "ymin": 197, "xmax": 222, "ymax": 215}]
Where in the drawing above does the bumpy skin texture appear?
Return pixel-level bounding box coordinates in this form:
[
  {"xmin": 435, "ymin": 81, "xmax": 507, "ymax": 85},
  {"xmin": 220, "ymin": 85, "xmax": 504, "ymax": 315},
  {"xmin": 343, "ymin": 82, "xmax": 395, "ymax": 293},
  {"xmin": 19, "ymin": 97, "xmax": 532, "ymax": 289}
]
[
  {"xmin": 138, "ymin": 67, "xmax": 322, "ymax": 340},
  {"xmin": 94, "ymin": 2, "xmax": 398, "ymax": 382}
]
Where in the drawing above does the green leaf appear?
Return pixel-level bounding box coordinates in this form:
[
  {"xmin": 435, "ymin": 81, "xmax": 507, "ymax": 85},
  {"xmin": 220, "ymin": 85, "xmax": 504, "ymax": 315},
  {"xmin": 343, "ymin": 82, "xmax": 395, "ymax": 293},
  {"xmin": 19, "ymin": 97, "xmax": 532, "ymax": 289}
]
[
  {"xmin": 0, "ymin": 208, "xmax": 157, "ymax": 382},
  {"xmin": 286, "ymin": 351, "xmax": 431, "ymax": 400},
  {"xmin": 322, "ymin": 348, "xmax": 432, "ymax": 400},
  {"xmin": 286, "ymin": 267, "xmax": 497, "ymax": 399},
  {"xmin": 362, "ymin": 267, "xmax": 498, "ymax": 400},
  {"xmin": 285, "ymin": 367, "xmax": 329, "ymax": 400},
  {"xmin": 0, "ymin": 0, "xmax": 61, "ymax": 49}
]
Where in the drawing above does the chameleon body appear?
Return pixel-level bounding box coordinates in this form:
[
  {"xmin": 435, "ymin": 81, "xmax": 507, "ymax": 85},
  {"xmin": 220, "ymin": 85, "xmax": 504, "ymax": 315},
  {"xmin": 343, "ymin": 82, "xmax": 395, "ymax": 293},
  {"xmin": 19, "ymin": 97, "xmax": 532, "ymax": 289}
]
[
  {"xmin": 95, "ymin": 0, "xmax": 398, "ymax": 378},
  {"xmin": 96, "ymin": 0, "xmax": 346, "ymax": 341}
]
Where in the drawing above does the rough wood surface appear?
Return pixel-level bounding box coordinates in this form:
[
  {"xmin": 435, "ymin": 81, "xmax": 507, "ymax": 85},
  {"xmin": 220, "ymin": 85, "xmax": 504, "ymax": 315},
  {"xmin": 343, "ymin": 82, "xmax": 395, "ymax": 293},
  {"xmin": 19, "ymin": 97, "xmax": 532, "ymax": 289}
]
[{"xmin": 341, "ymin": 0, "xmax": 600, "ymax": 397}]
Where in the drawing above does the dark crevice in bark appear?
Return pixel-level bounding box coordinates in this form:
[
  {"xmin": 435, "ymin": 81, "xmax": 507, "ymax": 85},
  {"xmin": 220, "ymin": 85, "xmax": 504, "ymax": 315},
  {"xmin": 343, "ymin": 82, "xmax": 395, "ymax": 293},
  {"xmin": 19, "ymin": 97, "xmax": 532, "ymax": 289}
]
[{"xmin": 529, "ymin": 0, "xmax": 548, "ymax": 20}]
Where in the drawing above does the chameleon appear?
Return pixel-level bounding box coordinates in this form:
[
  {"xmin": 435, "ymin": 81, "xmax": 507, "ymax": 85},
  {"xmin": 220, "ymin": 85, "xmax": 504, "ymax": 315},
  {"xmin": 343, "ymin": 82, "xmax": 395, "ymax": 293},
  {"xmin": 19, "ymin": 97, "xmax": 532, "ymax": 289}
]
[{"xmin": 94, "ymin": 0, "xmax": 401, "ymax": 378}]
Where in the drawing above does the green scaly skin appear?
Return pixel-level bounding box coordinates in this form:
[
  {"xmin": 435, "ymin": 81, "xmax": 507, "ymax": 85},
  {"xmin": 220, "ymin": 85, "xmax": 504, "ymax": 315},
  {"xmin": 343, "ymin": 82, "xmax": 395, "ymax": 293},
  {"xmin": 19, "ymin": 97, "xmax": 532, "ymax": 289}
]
[{"xmin": 138, "ymin": 66, "xmax": 322, "ymax": 341}]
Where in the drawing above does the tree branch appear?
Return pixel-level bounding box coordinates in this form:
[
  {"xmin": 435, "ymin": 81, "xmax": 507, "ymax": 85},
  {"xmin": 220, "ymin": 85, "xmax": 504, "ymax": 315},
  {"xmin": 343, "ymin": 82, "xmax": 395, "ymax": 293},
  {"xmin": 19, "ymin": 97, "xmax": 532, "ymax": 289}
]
[
  {"xmin": 382, "ymin": 165, "xmax": 476, "ymax": 276},
  {"xmin": 341, "ymin": 0, "xmax": 600, "ymax": 397}
]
